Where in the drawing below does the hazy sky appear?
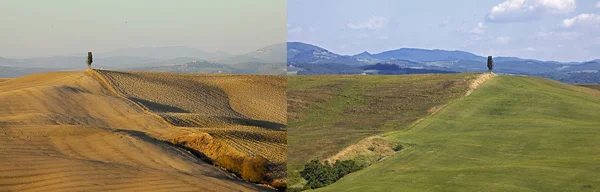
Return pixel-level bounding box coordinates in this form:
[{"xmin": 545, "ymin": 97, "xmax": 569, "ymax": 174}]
[
  {"xmin": 0, "ymin": 0, "xmax": 286, "ymax": 58},
  {"xmin": 288, "ymin": 0, "xmax": 600, "ymax": 62}
]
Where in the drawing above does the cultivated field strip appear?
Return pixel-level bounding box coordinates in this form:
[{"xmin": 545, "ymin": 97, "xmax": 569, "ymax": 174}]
[
  {"xmin": 202, "ymin": 127, "xmax": 287, "ymax": 163},
  {"xmin": 97, "ymin": 70, "xmax": 287, "ymax": 164},
  {"xmin": 0, "ymin": 71, "xmax": 274, "ymax": 191}
]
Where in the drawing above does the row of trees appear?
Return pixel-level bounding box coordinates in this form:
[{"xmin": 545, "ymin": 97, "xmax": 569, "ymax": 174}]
[{"xmin": 300, "ymin": 159, "xmax": 363, "ymax": 190}]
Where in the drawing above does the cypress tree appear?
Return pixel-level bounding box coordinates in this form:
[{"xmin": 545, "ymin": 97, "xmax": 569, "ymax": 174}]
[
  {"xmin": 87, "ymin": 52, "xmax": 93, "ymax": 69},
  {"xmin": 487, "ymin": 56, "xmax": 493, "ymax": 72}
]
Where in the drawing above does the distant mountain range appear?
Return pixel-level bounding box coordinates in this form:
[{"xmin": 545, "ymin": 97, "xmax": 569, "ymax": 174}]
[
  {"xmin": 287, "ymin": 42, "xmax": 600, "ymax": 83},
  {"xmin": 0, "ymin": 43, "xmax": 286, "ymax": 77}
]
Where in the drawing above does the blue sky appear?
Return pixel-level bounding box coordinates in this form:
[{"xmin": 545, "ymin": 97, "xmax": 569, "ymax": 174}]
[{"xmin": 288, "ymin": 0, "xmax": 600, "ymax": 62}]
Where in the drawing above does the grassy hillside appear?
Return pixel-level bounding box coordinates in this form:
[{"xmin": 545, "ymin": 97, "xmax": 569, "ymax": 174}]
[
  {"xmin": 314, "ymin": 76, "xmax": 600, "ymax": 191},
  {"xmin": 287, "ymin": 73, "xmax": 483, "ymax": 188},
  {"xmin": 0, "ymin": 71, "xmax": 274, "ymax": 191}
]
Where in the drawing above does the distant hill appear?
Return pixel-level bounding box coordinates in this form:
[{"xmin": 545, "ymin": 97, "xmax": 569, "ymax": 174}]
[
  {"xmin": 243, "ymin": 43, "xmax": 286, "ymax": 63},
  {"xmin": 537, "ymin": 72, "xmax": 600, "ymax": 84},
  {"xmin": 369, "ymin": 48, "xmax": 484, "ymax": 62},
  {"xmin": 0, "ymin": 66, "xmax": 67, "ymax": 78},
  {"xmin": 97, "ymin": 46, "xmax": 232, "ymax": 60},
  {"xmin": 292, "ymin": 63, "xmax": 457, "ymax": 75},
  {"xmin": 287, "ymin": 42, "xmax": 340, "ymax": 64},
  {"xmin": 129, "ymin": 60, "xmax": 286, "ymax": 75},
  {"xmin": 287, "ymin": 42, "xmax": 600, "ymax": 83},
  {"xmin": 0, "ymin": 44, "xmax": 286, "ymax": 77},
  {"xmin": 362, "ymin": 63, "xmax": 458, "ymax": 75}
]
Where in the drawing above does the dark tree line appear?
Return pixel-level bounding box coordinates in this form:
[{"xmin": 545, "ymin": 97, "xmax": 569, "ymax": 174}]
[{"xmin": 300, "ymin": 159, "xmax": 363, "ymax": 190}]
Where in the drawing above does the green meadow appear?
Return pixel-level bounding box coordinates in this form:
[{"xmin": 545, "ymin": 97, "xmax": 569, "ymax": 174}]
[
  {"xmin": 287, "ymin": 74, "xmax": 479, "ymax": 188},
  {"xmin": 313, "ymin": 76, "xmax": 600, "ymax": 191}
]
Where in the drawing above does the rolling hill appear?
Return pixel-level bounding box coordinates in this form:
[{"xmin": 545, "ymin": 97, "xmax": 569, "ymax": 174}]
[
  {"xmin": 299, "ymin": 75, "xmax": 600, "ymax": 191},
  {"xmin": 0, "ymin": 69, "xmax": 286, "ymax": 191},
  {"xmin": 1, "ymin": 43, "xmax": 286, "ymax": 78},
  {"xmin": 287, "ymin": 42, "xmax": 600, "ymax": 83},
  {"xmin": 128, "ymin": 60, "xmax": 287, "ymax": 75},
  {"xmin": 287, "ymin": 73, "xmax": 490, "ymax": 189}
]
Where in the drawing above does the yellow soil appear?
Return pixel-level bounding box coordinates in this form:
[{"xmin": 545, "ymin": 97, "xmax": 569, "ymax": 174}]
[
  {"xmin": 96, "ymin": 70, "xmax": 287, "ymax": 164},
  {"xmin": 465, "ymin": 72, "xmax": 496, "ymax": 96},
  {"xmin": 0, "ymin": 71, "xmax": 275, "ymax": 191},
  {"xmin": 326, "ymin": 136, "xmax": 397, "ymax": 163}
]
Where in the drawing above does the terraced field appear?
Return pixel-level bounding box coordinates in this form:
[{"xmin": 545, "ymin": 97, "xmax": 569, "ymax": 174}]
[
  {"xmin": 0, "ymin": 70, "xmax": 282, "ymax": 191},
  {"xmin": 287, "ymin": 73, "xmax": 485, "ymax": 188},
  {"xmin": 314, "ymin": 76, "xmax": 600, "ymax": 191},
  {"xmin": 96, "ymin": 70, "xmax": 287, "ymax": 185}
]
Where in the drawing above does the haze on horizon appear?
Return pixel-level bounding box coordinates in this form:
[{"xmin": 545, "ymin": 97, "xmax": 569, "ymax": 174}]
[
  {"xmin": 288, "ymin": 0, "xmax": 600, "ymax": 62},
  {"xmin": 0, "ymin": 0, "xmax": 286, "ymax": 58}
]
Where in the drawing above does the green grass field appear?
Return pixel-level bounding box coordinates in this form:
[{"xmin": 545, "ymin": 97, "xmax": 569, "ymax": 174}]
[
  {"xmin": 313, "ymin": 76, "xmax": 600, "ymax": 191},
  {"xmin": 287, "ymin": 74, "xmax": 480, "ymax": 188}
]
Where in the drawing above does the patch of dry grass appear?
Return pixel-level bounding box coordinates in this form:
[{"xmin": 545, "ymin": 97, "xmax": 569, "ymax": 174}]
[{"xmin": 577, "ymin": 84, "xmax": 600, "ymax": 91}]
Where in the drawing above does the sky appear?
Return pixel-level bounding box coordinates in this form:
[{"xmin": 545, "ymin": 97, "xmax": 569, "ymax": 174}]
[
  {"xmin": 288, "ymin": 0, "xmax": 600, "ymax": 62},
  {"xmin": 0, "ymin": 0, "xmax": 286, "ymax": 58}
]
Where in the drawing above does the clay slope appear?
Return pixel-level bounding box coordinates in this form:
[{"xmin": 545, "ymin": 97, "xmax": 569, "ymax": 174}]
[
  {"xmin": 0, "ymin": 71, "xmax": 273, "ymax": 192},
  {"xmin": 96, "ymin": 70, "xmax": 287, "ymax": 186},
  {"xmin": 97, "ymin": 70, "xmax": 287, "ymax": 163}
]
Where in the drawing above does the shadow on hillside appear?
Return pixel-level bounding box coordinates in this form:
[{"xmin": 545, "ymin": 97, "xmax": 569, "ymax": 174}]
[
  {"xmin": 104, "ymin": 128, "xmax": 226, "ymax": 179},
  {"xmin": 129, "ymin": 98, "xmax": 189, "ymax": 113},
  {"xmin": 225, "ymin": 117, "xmax": 286, "ymax": 130}
]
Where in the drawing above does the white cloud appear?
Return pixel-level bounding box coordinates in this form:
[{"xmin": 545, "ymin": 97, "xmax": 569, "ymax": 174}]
[
  {"xmin": 486, "ymin": 0, "xmax": 576, "ymax": 22},
  {"xmin": 376, "ymin": 35, "xmax": 389, "ymax": 40},
  {"xmin": 496, "ymin": 36, "xmax": 512, "ymax": 44},
  {"xmin": 536, "ymin": 31, "xmax": 580, "ymax": 40},
  {"xmin": 288, "ymin": 25, "xmax": 319, "ymax": 34},
  {"xmin": 561, "ymin": 13, "xmax": 600, "ymax": 28},
  {"xmin": 357, "ymin": 33, "xmax": 370, "ymax": 38},
  {"xmin": 455, "ymin": 22, "xmax": 486, "ymax": 35},
  {"xmin": 440, "ymin": 16, "xmax": 451, "ymax": 27},
  {"xmin": 471, "ymin": 22, "xmax": 486, "ymax": 34},
  {"xmin": 526, "ymin": 47, "xmax": 536, "ymax": 51},
  {"xmin": 597, "ymin": 1, "xmax": 600, "ymax": 8},
  {"xmin": 347, "ymin": 16, "xmax": 388, "ymax": 30},
  {"xmin": 288, "ymin": 26, "xmax": 303, "ymax": 33}
]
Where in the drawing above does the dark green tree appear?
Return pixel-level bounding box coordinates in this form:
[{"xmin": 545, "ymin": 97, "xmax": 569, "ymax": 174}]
[
  {"xmin": 333, "ymin": 160, "xmax": 362, "ymax": 179},
  {"xmin": 487, "ymin": 56, "xmax": 493, "ymax": 72},
  {"xmin": 300, "ymin": 159, "xmax": 363, "ymax": 189},
  {"xmin": 87, "ymin": 52, "xmax": 93, "ymax": 69}
]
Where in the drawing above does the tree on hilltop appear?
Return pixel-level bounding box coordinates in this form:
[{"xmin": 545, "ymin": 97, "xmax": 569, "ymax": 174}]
[
  {"xmin": 487, "ymin": 56, "xmax": 493, "ymax": 72},
  {"xmin": 87, "ymin": 52, "xmax": 93, "ymax": 69}
]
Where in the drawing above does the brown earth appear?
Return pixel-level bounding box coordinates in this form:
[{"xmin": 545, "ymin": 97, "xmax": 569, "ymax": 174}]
[{"xmin": 0, "ymin": 70, "xmax": 284, "ymax": 191}]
